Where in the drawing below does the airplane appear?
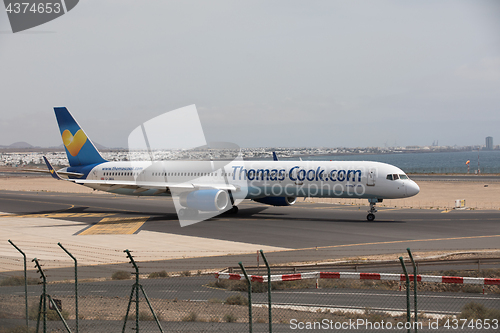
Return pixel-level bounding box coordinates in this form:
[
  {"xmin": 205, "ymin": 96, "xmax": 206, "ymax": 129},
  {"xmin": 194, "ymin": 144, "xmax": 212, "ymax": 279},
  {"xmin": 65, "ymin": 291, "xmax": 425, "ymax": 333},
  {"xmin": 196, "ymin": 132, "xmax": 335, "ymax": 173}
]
[{"xmin": 42, "ymin": 107, "xmax": 420, "ymax": 222}]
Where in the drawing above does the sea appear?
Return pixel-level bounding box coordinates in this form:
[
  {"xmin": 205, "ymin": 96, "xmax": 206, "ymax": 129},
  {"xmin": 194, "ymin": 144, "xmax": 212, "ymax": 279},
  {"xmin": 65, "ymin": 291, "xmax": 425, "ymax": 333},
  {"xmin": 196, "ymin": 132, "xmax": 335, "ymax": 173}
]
[{"xmin": 279, "ymin": 150, "xmax": 500, "ymax": 174}]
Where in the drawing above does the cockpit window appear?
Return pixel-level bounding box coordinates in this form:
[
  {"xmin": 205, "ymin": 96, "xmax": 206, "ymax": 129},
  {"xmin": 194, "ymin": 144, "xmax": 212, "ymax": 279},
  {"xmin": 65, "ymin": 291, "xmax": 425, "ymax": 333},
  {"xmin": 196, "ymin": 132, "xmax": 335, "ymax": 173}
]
[{"xmin": 387, "ymin": 174, "xmax": 409, "ymax": 181}]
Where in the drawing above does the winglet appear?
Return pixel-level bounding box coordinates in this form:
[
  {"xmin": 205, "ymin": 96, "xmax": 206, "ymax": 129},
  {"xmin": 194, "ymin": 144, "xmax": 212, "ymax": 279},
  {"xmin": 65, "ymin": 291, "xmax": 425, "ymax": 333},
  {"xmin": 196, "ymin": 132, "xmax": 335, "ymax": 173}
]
[
  {"xmin": 43, "ymin": 156, "xmax": 63, "ymax": 180},
  {"xmin": 272, "ymin": 152, "xmax": 279, "ymax": 161}
]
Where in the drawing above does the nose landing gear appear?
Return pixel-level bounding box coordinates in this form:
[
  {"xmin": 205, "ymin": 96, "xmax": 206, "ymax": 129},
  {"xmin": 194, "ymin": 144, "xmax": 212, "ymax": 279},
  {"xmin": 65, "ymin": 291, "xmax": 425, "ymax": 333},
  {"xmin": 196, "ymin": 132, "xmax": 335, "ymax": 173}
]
[{"xmin": 367, "ymin": 198, "xmax": 380, "ymax": 221}]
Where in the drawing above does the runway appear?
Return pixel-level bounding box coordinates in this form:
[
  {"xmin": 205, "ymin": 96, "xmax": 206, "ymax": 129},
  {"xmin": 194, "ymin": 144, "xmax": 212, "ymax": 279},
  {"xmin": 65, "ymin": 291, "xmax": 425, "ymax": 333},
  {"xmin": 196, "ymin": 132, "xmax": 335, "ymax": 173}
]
[{"xmin": 1, "ymin": 189, "xmax": 499, "ymax": 279}]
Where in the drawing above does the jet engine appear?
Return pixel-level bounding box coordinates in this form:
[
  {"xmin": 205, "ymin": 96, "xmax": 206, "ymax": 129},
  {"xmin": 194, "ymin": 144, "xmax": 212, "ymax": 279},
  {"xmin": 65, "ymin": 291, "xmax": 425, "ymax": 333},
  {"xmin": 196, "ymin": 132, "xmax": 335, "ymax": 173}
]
[
  {"xmin": 179, "ymin": 189, "xmax": 229, "ymax": 212},
  {"xmin": 253, "ymin": 196, "xmax": 296, "ymax": 206}
]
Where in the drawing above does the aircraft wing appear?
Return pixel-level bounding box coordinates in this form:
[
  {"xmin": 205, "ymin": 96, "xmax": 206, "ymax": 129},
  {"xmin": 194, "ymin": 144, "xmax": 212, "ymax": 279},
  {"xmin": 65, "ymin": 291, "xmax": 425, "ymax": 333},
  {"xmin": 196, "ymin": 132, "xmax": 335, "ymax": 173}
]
[{"xmin": 70, "ymin": 179, "xmax": 240, "ymax": 192}]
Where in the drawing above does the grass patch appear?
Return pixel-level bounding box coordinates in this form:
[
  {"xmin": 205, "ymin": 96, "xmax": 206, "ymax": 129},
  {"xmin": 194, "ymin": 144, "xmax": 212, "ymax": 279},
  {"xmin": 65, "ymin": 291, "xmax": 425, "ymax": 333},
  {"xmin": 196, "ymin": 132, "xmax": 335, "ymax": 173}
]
[
  {"xmin": 458, "ymin": 302, "xmax": 500, "ymax": 321},
  {"xmin": 225, "ymin": 294, "xmax": 248, "ymax": 305},
  {"xmin": 436, "ymin": 268, "xmax": 500, "ymax": 279},
  {"xmin": 28, "ymin": 303, "xmax": 69, "ymax": 321},
  {"xmin": 208, "ymin": 298, "xmax": 224, "ymax": 304},
  {"xmin": 0, "ymin": 276, "xmax": 39, "ymax": 287},
  {"xmin": 111, "ymin": 271, "xmax": 131, "ymax": 280},
  {"xmin": 148, "ymin": 270, "xmax": 169, "ymax": 279},
  {"xmin": 124, "ymin": 311, "xmax": 163, "ymax": 321},
  {"xmin": 182, "ymin": 312, "xmax": 198, "ymax": 322},
  {"xmin": 180, "ymin": 270, "xmax": 191, "ymax": 277},
  {"xmin": 223, "ymin": 313, "xmax": 238, "ymax": 322},
  {"xmin": 210, "ymin": 279, "xmax": 316, "ymax": 293}
]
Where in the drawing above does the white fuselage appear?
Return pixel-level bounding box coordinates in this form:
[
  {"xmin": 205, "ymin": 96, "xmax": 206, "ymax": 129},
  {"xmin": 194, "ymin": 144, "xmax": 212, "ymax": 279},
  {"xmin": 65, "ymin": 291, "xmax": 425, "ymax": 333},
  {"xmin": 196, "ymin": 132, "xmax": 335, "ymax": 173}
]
[{"xmin": 68, "ymin": 160, "xmax": 420, "ymax": 201}]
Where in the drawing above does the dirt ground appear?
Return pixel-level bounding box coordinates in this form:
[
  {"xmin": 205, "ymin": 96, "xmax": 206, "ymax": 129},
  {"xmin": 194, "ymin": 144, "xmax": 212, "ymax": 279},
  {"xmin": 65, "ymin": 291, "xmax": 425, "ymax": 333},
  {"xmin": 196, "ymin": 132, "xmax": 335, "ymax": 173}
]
[
  {"xmin": 0, "ymin": 177, "xmax": 98, "ymax": 194},
  {"xmin": 0, "ymin": 293, "xmax": 436, "ymax": 324}
]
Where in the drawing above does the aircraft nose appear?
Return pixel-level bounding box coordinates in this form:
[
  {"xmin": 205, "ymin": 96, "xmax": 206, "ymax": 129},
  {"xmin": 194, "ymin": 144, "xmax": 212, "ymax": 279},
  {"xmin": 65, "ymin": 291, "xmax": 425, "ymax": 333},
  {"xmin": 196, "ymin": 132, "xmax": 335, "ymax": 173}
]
[{"xmin": 406, "ymin": 181, "xmax": 420, "ymax": 197}]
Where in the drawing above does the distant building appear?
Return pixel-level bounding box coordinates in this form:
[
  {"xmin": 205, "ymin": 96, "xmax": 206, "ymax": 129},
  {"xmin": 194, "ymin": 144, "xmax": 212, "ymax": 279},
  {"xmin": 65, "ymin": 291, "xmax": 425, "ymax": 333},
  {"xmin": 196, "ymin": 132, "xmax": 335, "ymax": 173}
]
[{"xmin": 486, "ymin": 136, "xmax": 493, "ymax": 150}]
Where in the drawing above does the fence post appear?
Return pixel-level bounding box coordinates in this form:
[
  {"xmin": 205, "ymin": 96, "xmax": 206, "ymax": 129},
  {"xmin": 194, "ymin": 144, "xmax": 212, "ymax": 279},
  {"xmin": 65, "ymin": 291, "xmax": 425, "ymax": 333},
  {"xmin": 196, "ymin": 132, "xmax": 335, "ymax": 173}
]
[
  {"xmin": 8, "ymin": 240, "xmax": 28, "ymax": 329},
  {"xmin": 123, "ymin": 249, "xmax": 140, "ymax": 333},
  {"xmin": 32, "ymin": 259, "xmax": 72, "ymax": 333},
  {"xmin": 58, "ymin": 243, "xmax": 78, "ymax": 333},
  {"xmin": 33, "ymin": 258, "xmax": 47, "ymax": 333},
  {"xmin": 399, "ymin": 257, "xmax": 411, "ymax": 333},
  {"xmin": 260, "ymin": 250, "xmax": 272, "ymax": 333},
  {"xmin": 122, "ymin": 250, "xmax": 164, "ymax": 333},
  {"xmin": 407, "ymin": 248, "xmax": 418, "ymax": 332},
  {"xmin": 239, "ymin": 262, "xmax": 252, "ymax": 333}
]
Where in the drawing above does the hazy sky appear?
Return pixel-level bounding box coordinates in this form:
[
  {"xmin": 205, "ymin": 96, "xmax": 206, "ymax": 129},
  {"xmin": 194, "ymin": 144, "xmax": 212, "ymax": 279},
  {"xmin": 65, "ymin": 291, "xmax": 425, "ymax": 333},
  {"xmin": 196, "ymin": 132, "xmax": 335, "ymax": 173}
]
[{"xmin": 1, "ymin": 1, "xmax": 499, "ymax": 148}]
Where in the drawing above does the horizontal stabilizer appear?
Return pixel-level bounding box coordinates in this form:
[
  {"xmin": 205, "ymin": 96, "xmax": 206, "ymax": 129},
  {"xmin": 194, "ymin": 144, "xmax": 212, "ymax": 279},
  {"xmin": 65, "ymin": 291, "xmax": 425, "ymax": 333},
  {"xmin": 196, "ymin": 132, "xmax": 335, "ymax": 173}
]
[{"xmin": 20, "ymin": 166, "xmax": 85, "ymax": 178}]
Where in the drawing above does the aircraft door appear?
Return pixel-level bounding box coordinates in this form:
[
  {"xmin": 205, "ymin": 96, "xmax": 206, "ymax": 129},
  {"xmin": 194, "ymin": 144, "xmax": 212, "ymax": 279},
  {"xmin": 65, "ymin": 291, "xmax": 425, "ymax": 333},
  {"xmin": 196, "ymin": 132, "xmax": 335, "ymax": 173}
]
[{"xmin": 367, "ymin": 168, "xmax": 376, "ymax": 186}]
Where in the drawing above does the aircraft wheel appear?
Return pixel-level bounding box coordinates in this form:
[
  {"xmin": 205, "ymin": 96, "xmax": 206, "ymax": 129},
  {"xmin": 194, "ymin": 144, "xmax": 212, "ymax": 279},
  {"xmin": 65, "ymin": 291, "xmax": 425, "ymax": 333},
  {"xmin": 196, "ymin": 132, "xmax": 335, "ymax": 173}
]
[{"xmin": 367, "ymin": 213, "xmax": 375, "ymax": 221}]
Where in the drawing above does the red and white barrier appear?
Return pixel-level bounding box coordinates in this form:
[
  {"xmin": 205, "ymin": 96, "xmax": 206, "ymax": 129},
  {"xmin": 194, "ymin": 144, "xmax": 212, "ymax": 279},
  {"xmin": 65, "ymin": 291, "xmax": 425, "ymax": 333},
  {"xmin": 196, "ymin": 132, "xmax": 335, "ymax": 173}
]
[{"xmin": 215, "ymin": 271, "xmax": 500, "ymax": 286}]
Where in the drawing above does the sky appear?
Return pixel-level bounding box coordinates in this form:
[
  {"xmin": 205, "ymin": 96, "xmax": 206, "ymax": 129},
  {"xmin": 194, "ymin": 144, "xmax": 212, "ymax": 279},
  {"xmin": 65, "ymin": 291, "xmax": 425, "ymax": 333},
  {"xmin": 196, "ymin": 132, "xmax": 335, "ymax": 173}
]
[{"xmin": 1, "ymin": 0, "xmax": 499, "ymax": 149}]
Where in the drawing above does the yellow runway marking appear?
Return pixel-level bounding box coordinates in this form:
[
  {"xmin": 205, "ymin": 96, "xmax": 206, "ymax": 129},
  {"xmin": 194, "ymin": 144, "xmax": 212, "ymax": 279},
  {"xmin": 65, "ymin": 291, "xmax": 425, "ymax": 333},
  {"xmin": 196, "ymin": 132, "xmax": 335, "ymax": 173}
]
[
  {"xmin": 78, "ymin": 216, "xmax": 149, "ymax": 235},
  {"xmin": 286, "ymin": 234, "xmax": 500, "ymax": 253}
]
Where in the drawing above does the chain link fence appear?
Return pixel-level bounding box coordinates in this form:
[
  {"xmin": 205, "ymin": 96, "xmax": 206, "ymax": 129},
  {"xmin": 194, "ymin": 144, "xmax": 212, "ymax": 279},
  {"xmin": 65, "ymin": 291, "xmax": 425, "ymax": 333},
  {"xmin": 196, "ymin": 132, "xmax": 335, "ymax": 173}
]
[{"xmin": 1, "ymin": 246, "xmax": 499, "ymax": 333}]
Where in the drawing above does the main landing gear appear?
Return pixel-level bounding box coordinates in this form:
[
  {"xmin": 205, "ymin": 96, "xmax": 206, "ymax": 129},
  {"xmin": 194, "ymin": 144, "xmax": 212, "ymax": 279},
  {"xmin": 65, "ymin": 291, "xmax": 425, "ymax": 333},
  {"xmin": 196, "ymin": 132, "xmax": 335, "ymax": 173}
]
[
  {"xmin": 367, "ymin": 199, "xmax": 380, "ymax": 221},
  {"xmin": 225, "ymin": 206, "xmax": 239, "ymax": 215}
]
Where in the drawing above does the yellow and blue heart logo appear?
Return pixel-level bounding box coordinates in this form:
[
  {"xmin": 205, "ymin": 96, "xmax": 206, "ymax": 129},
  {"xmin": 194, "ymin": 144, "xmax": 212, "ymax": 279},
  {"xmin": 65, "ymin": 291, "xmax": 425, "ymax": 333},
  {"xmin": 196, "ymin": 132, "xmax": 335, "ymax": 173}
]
[{"xmin": 62, "ymin": 129, "xmax": 87, "ymax": 157}]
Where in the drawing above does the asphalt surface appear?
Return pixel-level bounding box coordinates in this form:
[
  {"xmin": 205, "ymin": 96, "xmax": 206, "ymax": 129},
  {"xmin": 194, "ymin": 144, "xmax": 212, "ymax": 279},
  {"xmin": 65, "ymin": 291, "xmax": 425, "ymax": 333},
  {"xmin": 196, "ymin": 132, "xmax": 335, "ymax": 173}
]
[
  {"xmin": 0, "ymin": 190, "xmax": 499, "ymax": 276},
  {"xmin": 1, "ymin": 190, "xmax": 499, "ymax": 247}
]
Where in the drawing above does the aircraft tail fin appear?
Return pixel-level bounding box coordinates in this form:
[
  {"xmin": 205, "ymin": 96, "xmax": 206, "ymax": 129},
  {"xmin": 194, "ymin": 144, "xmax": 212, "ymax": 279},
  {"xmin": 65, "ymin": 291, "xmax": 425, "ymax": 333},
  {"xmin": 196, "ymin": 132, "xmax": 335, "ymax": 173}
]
[
  {"xmin": 272, "ymin": 152, "xmax": 279, "ymax": 161},
  {"xmin": 54, "ymin": 107, "xmax": 107, "ymax": 167}
]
